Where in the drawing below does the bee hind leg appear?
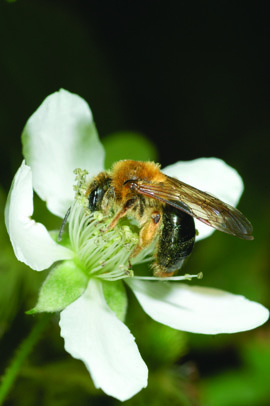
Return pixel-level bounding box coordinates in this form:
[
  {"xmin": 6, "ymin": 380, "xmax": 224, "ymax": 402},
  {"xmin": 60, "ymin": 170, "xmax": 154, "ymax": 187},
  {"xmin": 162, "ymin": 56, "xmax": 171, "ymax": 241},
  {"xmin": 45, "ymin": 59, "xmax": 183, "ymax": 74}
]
[{"xmin": 130, "ymin": 211, "xmax": 162, "ymax": 261}]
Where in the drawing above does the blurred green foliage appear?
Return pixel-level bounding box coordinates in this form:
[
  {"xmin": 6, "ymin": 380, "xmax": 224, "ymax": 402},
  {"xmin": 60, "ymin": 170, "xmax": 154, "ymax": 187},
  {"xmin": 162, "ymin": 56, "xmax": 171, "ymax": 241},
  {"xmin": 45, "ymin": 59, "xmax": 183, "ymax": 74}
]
[
  {"xmin": 201, "ymin": 339, "xmax": 270, "ymax": 406},
  {"xmin": 103, "ymin": 131, "xmax": 158, "ymax": 169}
]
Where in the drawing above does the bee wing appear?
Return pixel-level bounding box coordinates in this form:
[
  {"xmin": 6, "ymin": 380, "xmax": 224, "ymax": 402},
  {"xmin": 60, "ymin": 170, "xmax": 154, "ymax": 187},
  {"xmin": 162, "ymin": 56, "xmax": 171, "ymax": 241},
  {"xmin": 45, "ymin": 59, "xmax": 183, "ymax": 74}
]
[{"xmin": 133, "ymin": 176, "xmax": 253, "ymax": 240}]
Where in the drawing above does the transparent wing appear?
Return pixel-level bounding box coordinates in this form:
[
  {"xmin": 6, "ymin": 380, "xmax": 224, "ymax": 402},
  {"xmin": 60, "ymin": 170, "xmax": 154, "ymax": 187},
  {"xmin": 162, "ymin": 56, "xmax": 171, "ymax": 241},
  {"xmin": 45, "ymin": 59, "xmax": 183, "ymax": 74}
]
[{"xmin": 132, "ymin": 175, "xmax": 253, "ymax": 240}]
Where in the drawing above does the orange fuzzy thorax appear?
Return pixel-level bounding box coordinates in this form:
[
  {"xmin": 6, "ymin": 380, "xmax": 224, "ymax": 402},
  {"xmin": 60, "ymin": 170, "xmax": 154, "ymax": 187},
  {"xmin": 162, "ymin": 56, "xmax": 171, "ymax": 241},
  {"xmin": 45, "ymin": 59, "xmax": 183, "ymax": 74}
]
[{"xmin": 111, "ymin": 160, "xmax": 165, "ymax": 202}]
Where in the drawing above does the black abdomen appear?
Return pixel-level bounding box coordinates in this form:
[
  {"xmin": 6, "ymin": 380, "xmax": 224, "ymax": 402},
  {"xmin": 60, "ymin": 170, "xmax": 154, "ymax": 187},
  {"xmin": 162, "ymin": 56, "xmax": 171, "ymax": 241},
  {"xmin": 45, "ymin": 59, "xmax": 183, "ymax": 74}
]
[{"xmin": 155, "ymin": 205, "xmax": 195, "ymax": 274}]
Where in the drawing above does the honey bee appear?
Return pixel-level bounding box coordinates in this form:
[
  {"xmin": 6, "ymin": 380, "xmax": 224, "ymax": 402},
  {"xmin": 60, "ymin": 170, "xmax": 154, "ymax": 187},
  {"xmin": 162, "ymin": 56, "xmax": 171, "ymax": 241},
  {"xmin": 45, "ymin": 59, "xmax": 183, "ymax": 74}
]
[{"xmin": 85, "ymin": 160, "xmax": 253, "ymax": 277}]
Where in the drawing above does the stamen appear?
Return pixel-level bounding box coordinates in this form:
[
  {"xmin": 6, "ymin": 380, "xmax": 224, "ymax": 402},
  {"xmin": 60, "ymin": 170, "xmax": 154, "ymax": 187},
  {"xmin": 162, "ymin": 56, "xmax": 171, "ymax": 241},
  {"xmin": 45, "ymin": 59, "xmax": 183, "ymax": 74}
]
[
  {"xmin": 68, "ymin": 201, "xmax": 140, "ymax": 281},
  {"xmin": 58, "ymin": 206, "xmax": 71, "ymax": 241},
  {"xmin": 134, "ymin": 272, "xmax": 203, "ymax": 281}
]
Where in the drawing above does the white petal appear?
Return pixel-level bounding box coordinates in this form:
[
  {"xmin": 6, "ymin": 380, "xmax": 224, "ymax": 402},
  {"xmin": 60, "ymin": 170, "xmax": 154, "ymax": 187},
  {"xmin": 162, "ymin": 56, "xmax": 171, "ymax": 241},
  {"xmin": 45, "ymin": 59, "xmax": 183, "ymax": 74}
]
[
  {"xmin": 163, "ymin": 158, "xmax": 244, "ymax": 240},
  {"xmin": 5, "ymin": 161, "xmax": 73, "ymax": 271},
  {"xmin": 22, "ymin": 89, "xmax": 105, "ymax": 218},
  {"xmin": 127, "ymin": 279, "xmax": 269, "ymax": 335},
  {"xmin": 59, "ymin": 279, "xmax": 148, "ymax": 401}
]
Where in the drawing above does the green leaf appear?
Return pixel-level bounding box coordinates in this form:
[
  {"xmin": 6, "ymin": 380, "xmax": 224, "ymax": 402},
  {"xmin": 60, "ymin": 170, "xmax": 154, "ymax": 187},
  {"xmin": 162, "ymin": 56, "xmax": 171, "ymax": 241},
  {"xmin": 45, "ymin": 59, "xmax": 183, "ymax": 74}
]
[
  {"xmin": 102, "ymin": 131, "xmax": 158, "ymax": 169},
  {"xmin": 27, "ymin": 261, "xmax": 88, "ymax": 313},
  {"xmin": 102, "ymin": 280, "xmax": 128, "ymax": 321}
]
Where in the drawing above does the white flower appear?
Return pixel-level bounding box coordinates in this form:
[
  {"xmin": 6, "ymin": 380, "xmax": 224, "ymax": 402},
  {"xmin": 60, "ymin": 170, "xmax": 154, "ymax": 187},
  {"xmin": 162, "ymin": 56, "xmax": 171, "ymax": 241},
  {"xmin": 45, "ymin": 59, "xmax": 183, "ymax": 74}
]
[{"xmin": 5, "ymin": 90, "xmax": 269, "ymax": 401}]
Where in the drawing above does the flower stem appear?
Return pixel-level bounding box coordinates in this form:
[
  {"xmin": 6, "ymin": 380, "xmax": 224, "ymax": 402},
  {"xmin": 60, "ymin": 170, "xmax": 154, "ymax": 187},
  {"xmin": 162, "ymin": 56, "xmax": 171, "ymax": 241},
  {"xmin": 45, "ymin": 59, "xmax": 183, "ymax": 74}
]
[{"xmin": 0, "ymin": 314, "xmax": 52, "ymax": 405}]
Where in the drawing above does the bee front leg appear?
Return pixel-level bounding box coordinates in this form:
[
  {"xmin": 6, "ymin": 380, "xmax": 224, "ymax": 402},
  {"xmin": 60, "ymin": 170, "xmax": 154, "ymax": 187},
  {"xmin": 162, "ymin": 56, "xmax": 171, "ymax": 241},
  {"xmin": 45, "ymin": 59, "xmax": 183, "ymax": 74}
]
[
  {"xmin": 130, "ymin": 211, "xmax": 162, "ymax": 260},
  {"xmin": 107, "ymin": 198, "xmax": 137, "ymax": 230}
]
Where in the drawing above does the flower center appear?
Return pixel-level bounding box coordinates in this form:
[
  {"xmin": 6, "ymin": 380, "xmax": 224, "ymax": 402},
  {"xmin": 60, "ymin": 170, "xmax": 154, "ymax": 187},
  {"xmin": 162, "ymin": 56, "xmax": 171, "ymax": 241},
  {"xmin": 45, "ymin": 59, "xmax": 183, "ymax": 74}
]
[{"xmin": 68, "ymin": 200, "xmax": 145, "ymax": 281}]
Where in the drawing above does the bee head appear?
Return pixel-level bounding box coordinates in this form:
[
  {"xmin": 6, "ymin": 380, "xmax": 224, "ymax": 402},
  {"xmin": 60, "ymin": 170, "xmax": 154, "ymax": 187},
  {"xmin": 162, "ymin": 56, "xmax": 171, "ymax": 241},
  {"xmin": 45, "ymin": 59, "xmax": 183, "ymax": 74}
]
[{"xmin": 87, "ymin": 173, "xmax": 112, "ymax": 212}]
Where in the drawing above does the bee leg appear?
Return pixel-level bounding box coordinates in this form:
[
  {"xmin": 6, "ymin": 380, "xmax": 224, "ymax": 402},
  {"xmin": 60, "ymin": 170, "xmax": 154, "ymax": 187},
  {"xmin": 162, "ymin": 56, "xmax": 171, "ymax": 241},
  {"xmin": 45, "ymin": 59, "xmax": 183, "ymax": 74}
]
[
  {"xmin": 107, "ymin": 198, "xmax": 136, "ymax": 230},
  {"xmin": 107, "ymin": 208, "xmax": 128, "ymax": 230},
  {"xmin": 130, "ymin": 211, "xmax": 162, "ymax": 260},
  {"xmin": 152, "ymin": 266, "xmax": 176, "ymax": 278}
]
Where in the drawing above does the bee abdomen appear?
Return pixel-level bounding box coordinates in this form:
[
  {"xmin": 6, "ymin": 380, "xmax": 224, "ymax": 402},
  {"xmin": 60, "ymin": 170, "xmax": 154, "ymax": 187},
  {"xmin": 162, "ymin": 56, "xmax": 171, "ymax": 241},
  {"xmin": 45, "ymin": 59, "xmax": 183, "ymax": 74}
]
[{"xmin": 155, "ymin": 206, "xmax": 195, "ymax": 275}]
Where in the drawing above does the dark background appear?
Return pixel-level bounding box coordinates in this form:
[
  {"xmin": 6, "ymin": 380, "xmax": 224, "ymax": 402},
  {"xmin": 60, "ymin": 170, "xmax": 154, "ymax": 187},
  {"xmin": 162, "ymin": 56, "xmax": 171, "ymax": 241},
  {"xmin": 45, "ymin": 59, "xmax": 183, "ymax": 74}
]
[
  {"xmin": 1, "ymin": 1, "xmax": 270, "ymax": 405},
  {"xmin": 1, "ymin": 1, "xmax": 270, "ymax": 189}
]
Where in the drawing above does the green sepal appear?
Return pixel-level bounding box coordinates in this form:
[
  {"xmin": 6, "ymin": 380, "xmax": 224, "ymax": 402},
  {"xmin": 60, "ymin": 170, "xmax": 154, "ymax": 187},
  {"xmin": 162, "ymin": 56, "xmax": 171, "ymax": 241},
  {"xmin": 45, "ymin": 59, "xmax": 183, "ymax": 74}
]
[
  {"xmin": 102, "ymin": 280, "xmax": 128, "ymax": 322},
  {"xmin": 27, "ymin": 260, "xmax": 88, "ymax": 314}
]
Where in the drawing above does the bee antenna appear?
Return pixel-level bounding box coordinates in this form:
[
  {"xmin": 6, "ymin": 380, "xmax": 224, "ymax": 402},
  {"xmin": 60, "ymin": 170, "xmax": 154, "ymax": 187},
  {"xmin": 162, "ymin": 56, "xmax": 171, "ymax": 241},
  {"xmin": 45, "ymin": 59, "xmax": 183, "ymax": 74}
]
[{"xmin": 57, "ymin": 206, "xmax": 71, "ymax": 242}]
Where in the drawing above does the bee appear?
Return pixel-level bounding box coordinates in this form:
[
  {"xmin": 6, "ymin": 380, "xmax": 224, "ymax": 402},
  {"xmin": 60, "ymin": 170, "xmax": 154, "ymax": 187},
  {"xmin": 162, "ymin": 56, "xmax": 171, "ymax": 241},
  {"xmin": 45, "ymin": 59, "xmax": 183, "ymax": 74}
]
[{"xmin": 85, "ymin": 160, "xmax": 253, "ymax": 277}]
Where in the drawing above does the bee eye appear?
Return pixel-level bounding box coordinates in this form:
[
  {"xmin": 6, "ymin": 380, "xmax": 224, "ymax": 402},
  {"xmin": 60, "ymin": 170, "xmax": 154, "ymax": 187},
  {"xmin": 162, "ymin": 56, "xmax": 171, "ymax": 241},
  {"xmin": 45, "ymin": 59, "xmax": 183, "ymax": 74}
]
[
  {"xmin": 123, "ymin": 179, "xmax": 137, "ymax": 191},
  {"xmin": 88, "ymin": 186, "xmax": 106, "ymax": 212}
]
